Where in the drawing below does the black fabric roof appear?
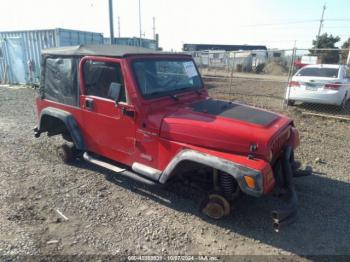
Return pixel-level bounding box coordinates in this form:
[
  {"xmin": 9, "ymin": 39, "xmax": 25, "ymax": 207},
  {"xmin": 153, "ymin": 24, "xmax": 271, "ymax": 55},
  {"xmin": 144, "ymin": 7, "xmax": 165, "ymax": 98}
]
[{"xmin": 42, "ymin": 44, "xmax": 187, "ymax": 57}]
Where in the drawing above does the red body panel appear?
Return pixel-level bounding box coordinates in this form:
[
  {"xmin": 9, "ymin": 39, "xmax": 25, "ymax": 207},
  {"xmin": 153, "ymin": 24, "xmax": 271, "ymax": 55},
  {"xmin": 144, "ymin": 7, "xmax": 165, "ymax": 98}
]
[
  {"xmin": 160, "ymin": 104, "xmax": 292, "ymax": 162},
  {"xmin": 36, "ymin": 54, "xmax": 298, "ymax": 195}
]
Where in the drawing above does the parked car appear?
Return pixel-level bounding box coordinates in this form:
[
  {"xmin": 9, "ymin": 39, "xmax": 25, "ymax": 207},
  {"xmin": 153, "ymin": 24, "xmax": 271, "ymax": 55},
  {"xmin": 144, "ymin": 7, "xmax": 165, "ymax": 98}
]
[
  {"xmin": 34, "ymin": 45, "xmax": 304, "ymax": 231},
  {"xmin": 286, "ymin": 64, "xmax": 350, "ymax": 108}
]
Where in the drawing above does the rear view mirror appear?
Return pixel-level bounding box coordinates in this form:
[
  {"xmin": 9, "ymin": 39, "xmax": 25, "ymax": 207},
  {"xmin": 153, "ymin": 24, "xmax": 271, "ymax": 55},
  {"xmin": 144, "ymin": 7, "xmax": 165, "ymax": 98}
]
[{"xmin": 108, "ymin": 82, "xmax": 122, "ymax": 102}]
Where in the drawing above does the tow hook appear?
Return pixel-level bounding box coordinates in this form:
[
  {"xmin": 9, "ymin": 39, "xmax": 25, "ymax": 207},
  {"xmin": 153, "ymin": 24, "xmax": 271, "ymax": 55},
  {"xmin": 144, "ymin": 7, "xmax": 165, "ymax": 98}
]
[
  {"xmin": 33, "ymin": 126, "xmax": 40, "ymax": 138},
  {"xmin": 272, "ymin": 146, "xmax": 298, "ymax": 232}
]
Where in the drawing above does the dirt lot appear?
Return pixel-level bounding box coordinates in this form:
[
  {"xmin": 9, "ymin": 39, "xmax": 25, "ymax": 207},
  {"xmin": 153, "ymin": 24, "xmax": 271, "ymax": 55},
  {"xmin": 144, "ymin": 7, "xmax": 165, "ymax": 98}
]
[{"xmin": 0, "ymin": 80, "xmax": 349, "ymax": 259}]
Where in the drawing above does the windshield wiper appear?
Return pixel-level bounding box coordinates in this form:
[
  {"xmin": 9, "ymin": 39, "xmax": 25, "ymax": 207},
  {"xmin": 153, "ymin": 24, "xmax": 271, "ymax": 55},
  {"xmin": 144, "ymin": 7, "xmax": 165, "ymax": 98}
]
[
  {"xmin": 169, "ymin": 94, "xmax": 179, "ymax": 101},
  {"xmin": 175, "ymin": 87, "xmax": 202, "ymax": 96},
  {"xmin": 147, "ymin": 91, "xmax": 179, "ymax": 101}
]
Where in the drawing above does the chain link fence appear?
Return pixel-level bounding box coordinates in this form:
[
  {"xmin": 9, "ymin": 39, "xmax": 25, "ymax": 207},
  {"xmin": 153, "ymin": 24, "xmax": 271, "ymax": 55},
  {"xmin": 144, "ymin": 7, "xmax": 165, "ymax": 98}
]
[
  {"xmin": 191, "ymin": 48, "xmax": 350, "ymax": 181},
  {"xmin": 189, "ymin": 48, "xmax": 350, "ymax": 120}
]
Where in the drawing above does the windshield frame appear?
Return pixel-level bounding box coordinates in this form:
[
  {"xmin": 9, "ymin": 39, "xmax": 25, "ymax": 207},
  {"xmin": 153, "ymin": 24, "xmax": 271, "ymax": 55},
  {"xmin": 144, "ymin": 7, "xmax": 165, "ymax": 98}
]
[{"xmin": 130, "ymin": 57, "xmax": 204, "ymax": 100}]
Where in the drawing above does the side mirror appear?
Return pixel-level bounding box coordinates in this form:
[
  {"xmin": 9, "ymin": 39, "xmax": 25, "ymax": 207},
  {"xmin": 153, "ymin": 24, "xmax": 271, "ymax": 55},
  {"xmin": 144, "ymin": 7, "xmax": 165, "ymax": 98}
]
[{"xmin": 108, "ymin": 82, "xmax": 122, "ymax": 102}]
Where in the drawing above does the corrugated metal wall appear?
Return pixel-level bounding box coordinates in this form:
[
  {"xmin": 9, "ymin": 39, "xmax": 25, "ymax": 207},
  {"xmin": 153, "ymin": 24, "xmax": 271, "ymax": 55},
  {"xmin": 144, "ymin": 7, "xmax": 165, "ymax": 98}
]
[
  {"xmin": 0, "ymin": 29, "xmax": 57, "ymax": 84},
  {"xmin": 57, "ymin": 28, "xmax": 103, "ymax": 46},
  {"xmin": 0, "ymin": 28, "xmax": 103, "ymax": 84},
  {"xmin": 0, "ymin": 58, "xmax": 5, "ymax": 83}
]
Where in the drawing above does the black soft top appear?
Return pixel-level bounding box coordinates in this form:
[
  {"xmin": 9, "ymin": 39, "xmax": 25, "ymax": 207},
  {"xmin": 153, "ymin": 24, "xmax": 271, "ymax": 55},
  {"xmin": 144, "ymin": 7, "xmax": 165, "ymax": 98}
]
[{"xmin": 42, "ymin": 44, "xmax": 189, "ymax": 58}]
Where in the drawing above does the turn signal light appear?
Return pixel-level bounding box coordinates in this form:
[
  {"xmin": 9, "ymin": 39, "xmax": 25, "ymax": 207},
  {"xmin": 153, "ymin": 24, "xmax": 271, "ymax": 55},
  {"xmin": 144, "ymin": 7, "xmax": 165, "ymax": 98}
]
[
  {"xmin": 262, "ymin": 167, "xmax": 275, "ymax": 194},
  {"xmin": 288, "ymin": 81, "xmax": 300, "ymax": 87},
  {"xmin": 244, "ymin": 176, "xmax": 256, "ymax": 189},
  {"xmin": 325, "ymin": 82, "xmax": 341, "ymax": 90}
]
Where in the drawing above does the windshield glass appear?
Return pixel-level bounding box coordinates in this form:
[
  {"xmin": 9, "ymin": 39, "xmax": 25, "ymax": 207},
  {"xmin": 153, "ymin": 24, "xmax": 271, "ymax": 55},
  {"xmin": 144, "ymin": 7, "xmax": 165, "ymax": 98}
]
[
  {"xmin": 296, "ymin": 67, "xmax": 339, "ymax": 78},
  {"xmin": 132, "ymin": 59, "xmax": 203, "ymax": 98}
]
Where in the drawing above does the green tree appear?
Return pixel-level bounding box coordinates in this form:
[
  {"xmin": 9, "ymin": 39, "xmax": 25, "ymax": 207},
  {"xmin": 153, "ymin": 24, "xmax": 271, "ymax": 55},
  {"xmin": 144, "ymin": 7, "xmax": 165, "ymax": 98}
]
[
  {"xmin": 310, "ymin": 33, "xmax": 341, "ymax": 64},
  {"xmin": 340, "ymin": 37, "xmax": 350, "ymax": 64}
]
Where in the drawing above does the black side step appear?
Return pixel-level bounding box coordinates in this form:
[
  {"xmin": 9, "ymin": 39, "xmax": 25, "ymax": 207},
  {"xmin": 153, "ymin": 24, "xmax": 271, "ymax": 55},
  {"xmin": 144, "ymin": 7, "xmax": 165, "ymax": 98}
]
[{"xmin": 83, "ymin": 152, "xmax": 157, "ymax": 186}]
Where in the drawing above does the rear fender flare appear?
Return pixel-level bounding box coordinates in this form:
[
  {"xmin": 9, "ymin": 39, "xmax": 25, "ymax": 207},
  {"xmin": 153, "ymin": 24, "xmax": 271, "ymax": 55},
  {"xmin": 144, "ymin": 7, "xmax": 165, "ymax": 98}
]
[{"xmin": 38, "ymin": 107, "xmax": 86, "ymax": 150}]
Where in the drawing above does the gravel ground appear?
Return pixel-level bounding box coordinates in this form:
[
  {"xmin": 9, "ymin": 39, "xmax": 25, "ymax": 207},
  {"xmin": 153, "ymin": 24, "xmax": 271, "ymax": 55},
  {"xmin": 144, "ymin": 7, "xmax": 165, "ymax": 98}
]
[{"xmin": 0, "ymin": 82, "xmax": 349, "ymax": 259}]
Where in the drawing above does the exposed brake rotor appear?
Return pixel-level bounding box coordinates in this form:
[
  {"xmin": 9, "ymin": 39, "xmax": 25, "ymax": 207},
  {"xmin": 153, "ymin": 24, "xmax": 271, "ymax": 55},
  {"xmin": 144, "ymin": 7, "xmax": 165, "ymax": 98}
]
[{"xmin": 201, "ymin": 194, "xmax": 231, "ymax": 219}]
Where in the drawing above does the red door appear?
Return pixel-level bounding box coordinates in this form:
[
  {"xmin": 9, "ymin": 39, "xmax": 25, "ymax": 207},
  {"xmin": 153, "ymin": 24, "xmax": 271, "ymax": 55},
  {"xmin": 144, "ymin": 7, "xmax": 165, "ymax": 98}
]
[{"xmin": 79, "ymin": 56, "xmax": 136, "ymax": 165}]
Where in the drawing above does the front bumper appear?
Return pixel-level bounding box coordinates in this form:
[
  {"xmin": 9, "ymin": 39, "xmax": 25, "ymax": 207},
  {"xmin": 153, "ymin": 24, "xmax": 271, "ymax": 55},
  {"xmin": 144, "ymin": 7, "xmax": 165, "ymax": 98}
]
[{"xmin": 33, "ymin": 126, "xmax": 41, "ymax": 138}]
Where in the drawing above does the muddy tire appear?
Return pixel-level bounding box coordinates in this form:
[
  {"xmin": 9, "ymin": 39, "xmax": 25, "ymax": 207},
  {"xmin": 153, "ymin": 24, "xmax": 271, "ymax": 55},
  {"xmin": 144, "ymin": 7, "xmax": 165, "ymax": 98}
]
[
  {"xmin": 57, "ymin": 144, "xmax": 76, "ymax": 163},
  {"xmin": 287, "ymin": 100, "xmax": 295, "ymax": 106},
  {"xmin": 339, "ymin": 93, "xmax": 347, "ymax": 110}
]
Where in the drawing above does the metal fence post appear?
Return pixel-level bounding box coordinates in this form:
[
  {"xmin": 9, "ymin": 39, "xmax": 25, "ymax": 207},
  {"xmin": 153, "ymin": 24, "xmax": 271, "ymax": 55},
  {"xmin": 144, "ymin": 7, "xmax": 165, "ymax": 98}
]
[
  {"xmin": 285, "ymin": 47, "xmax": 297, "ymax": 108},
  {"xmin": 208, "ymin": 52, "xmax": 210, "ymax": 72}
]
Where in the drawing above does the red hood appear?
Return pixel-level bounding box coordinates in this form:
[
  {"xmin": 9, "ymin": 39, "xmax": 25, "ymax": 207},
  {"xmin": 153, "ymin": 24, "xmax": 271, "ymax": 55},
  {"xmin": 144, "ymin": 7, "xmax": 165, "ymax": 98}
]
[{"xmin": 159, "ymin": 99, "xmax": 292, "ymax": 160}]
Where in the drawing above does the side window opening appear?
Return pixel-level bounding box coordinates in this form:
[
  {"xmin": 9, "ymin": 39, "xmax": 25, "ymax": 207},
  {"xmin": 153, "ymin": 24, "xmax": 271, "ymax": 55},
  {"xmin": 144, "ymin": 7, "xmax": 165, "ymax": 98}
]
[
  {"xmin": 83, "ymin": 61, "xmax": 126, "ymax": 102},
  {"xmin": 44, "ymin": 57, "xmax": 78, "ymax": 106}
]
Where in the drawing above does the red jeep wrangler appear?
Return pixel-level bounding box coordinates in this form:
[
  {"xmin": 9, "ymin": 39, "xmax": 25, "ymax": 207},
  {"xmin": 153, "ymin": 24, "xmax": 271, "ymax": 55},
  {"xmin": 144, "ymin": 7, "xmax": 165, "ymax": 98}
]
[{"xmin": 34, "ymin": 45, "xmax": 302, "ymax": 231}]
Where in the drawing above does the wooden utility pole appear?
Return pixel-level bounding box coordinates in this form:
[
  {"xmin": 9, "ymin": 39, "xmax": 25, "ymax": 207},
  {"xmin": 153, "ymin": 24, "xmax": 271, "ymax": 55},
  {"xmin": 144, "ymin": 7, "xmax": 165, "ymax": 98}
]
[
  {"xmin": 139, "ymin": 0, "xmax": 142, "ymax": 46},
  {"xmin": 118, "ymin": 16, "xmax": 121, "ymax": 38},
  {"xmin": 316, "ymin": 4, "xmax": 326, "ymax": 47},
  {"xmin": 152, "ymin": 17, "xmax": 156, "ymax": 40},
  {"xmin": 108, "ymin": 0, "xmax": 115, "ymax": 44}
]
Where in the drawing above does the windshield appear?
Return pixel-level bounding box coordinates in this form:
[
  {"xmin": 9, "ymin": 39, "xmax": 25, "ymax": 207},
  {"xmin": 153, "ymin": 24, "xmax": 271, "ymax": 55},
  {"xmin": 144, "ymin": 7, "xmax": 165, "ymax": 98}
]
[
  {"xmin": 296, "ymin": 67, "xmax": 339, "ymax": 78},
  {"xmin": 132, "ymin": 59, "xmax": 203, "ymax": 98}
]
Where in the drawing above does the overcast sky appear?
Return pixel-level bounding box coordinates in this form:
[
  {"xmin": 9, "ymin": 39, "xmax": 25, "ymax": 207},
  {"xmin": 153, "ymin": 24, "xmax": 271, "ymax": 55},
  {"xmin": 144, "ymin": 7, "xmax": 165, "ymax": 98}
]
[{"xmin": 1, "ymin": 0, "xmax": 349, "ymax": 51}]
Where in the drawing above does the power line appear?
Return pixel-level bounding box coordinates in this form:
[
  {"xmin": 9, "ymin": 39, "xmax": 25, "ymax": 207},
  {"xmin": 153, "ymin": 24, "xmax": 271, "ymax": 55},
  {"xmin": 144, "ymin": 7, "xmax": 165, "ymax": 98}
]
[
  {"xmin": 335, "ymin": 34, "xmax": 350, "ymax": 37},
  {"xmin": 324, "ymin": 25, "xmax": 350, "ymax": 29},
  {"xmin": 239, "ymin": 18, "xmax": 350, "ymax": 28},
  {"xmin": 242, "ymin": 19, "xmax": 319, "ymax": 27},
  {"xmin": 326, "ymin": 18, "xmax": 350, "ymax": 22}
]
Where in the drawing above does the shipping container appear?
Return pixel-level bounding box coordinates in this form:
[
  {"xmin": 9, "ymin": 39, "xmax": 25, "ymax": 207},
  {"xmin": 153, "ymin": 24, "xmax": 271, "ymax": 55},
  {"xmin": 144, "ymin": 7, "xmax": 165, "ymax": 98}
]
[
  {"xmin": 0, "ymin": 28, "xmax": 103, "ymax": 84},
  {"xmin": 104, "ymin": 37, "xmax": 159, "ymax": 50}
]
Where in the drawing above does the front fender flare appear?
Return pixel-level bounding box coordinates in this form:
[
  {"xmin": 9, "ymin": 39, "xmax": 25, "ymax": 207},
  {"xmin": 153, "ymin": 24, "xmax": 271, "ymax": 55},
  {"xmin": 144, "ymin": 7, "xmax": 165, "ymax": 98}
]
[{"xmin": 158, "ymin": 149, "xmax": 263, "ymax": 197}]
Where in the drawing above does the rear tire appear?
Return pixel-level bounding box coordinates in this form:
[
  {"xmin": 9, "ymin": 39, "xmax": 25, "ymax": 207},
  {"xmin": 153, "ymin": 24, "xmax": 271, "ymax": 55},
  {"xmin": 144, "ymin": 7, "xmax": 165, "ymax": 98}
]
[
  {"xmin": 57, "ymin": 143, "xmax": 76, "ymax": 163},
  {"xmin": 287, "ymin": 100, "xmax": 295, "ymax": 106},
  {"xmin": 339, "ymin": 93, "xmax": 347, "ymax": 110}
]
